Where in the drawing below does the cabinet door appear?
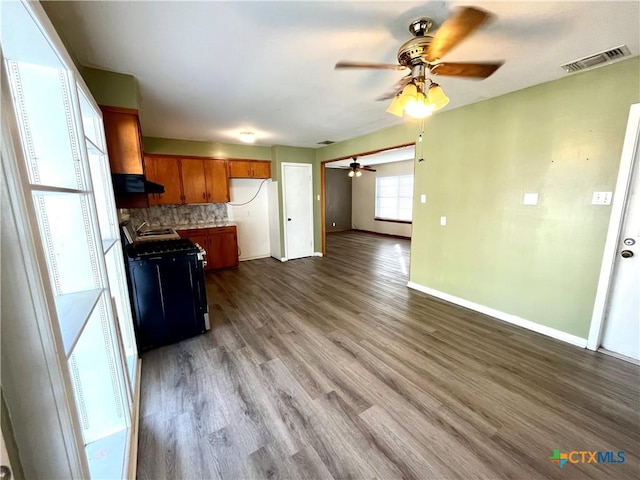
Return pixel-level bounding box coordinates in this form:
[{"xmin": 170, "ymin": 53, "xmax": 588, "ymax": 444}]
[
  {"xmin": 208, "ymin": 227, "xmax": 239, "ymax": 269},
  {"xmin": 181, "ymin": 158, "xmax": 208, "ymax": 203},
  {"xmin": 101, "ymin": 107, "xmax": 144, "ymax": 174},
  {"xmin": 145, "ymin": 156, "xmax": 183, "ymax": 205},
  {"xmin": 229, "ymin": 160, "xmax": 253, "ymax": 178},
  {"xmin": 251, "ymin": 161, "xmax": 272, "ymax": 178},
  {"xmin": 205, "ymin": 159, "xmax": 230, "ymax": 203}
]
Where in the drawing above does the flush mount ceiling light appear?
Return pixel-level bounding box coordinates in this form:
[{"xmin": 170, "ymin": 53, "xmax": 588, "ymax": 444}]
[
  {"xmin": 239, "ymin": 131, "xmax": 255, "ymax": 143},
  {"xmin": 386, "ymin": 79, "xmax": 449, "ymax": 119}
]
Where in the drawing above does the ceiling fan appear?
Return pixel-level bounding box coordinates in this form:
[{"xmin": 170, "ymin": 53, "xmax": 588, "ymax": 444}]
[
  {"xmin": 335, "ymin": 6, "xmax": 503, "ymax": 118},
  {"xmin": 340, "ymin": 158, "xmax": 377, "ymax": 177}
]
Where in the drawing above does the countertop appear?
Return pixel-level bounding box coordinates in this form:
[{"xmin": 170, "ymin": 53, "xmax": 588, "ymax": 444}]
[{"xmin": 169, "ymin": 222, "xmax": 237, "ymax": 231}]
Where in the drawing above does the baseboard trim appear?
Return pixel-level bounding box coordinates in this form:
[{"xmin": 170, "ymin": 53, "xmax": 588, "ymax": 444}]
[
  {"xmin": 598, "ymin": 348, "xmax": 640, "ymax": 365},
  {"xmin": 352, "ymin": 228, "xmax": 411, "ymax": 240},
  {"xmin": 240, "ymin": 254, "xmax": 271, "ymax": 261},
  {"xmin": 407, "ymin": 281, "xmax": 588, "ymax": 348}
]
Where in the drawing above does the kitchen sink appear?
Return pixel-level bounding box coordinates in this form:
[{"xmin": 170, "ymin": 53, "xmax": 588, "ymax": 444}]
[{"xmin": 138, "ymin": 228, "xmax": 175, "ymax": 236}]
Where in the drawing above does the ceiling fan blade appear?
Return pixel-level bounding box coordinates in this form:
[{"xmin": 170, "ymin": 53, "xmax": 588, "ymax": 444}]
[
  {"xmin": 424, "ymin": 6, "xmax": 493, "ymax": 62},
  {"xmin": 362, "ymin": 166, "xmax": 377, "ymax": 172},
  {"xmin": 335, "ymin": 61, "xmax": 407, "ymax": 71},
  {"xmin": 376, "ymin": 74, "xmax": 413, "ymax": 101},
  {"xmin": 430, "ymin": 61, "xmax": 503, "ymax": 78}
]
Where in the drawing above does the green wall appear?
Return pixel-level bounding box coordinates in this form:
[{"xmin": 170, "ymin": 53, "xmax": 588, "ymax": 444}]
[
  {"xmin": 143, "ymin": 136, "xmax": 272, "ymax": 160},
  {"xmin": 82, "ymin": 67, "xmax": 139, "ymax": 109},
  {"xmin": 317, "ymin": 57, "xmax": 640, "ymax": 339}
]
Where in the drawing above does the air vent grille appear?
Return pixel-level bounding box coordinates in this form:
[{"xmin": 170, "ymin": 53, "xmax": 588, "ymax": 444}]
[
  {"xmin": 317, "ymin": 140, "xmax": 335, "ymax": 145},
  {"xmin": 562, "ymin": 45, "xmax": 631, "ymax": 73}
]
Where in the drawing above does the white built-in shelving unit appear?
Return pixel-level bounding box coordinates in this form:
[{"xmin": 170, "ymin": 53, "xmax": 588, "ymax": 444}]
[{"xmin": 1, "ymin": 1, "xmax": 139, "ymax": 478}]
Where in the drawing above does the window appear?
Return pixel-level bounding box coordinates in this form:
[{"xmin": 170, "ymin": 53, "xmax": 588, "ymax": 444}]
[{"xmin": 375, "ymin": 175, "xmax": 414, "ymax": 222}]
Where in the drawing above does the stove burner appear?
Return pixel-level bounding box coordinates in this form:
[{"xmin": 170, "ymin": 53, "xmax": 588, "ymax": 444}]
[{"xmin": 130, "ymin": 239, "xmax": 197, "ymax": 257}]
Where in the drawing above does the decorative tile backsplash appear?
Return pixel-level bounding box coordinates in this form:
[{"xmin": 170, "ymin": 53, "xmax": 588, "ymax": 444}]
[{"xmin": 122, "ymin": 203, "xmax": 228, "ymax": 228}]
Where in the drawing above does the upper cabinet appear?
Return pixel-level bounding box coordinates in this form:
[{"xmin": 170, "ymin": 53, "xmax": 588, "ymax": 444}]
[
  {"xmin": 181, "ymin": 158, "xmax": 208, "ymax": 204},
  {"xmin": 100, "ymin": 106, "xmax": 144, "ymax": 174},
  {"xmin": 144, "ymin": 155, "xmax": 230, "ymax": 205},
  {"xmin": 145, "ymin": 156, "xmax": 182, "ymax": 205},
  {"xmin": 204, "ymin": 159, "xmax": 230, "ymax": 203},
  {"xmin": 229, "ymin": 159, "xmax": 271, "ymax": 179}
]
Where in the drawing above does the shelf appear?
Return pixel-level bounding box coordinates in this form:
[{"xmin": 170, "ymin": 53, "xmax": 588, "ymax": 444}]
[
  {"xmin": 102, "ymin": 238, "xmax": 118, "ymax": 253},
  {"xmin": 85, "ymin": 428, "xmax": 127, "ymax": 480},
  {"xmin": 55, "ymin": 289, "xmax": 102, "ymax": 356}
]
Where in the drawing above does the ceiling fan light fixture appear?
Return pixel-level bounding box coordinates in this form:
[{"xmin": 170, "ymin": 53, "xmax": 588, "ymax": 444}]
[
  {"xmin": 386, "ymin": 95, "xmax": 405, "ymax": 117},
  {"xmin": 404, "ymin": 91, "xmax": 434, "ymax": 118},
  {"xmin": 427, "ymin": 84, "xmax": 450, "ymax": 111},
  {"xmin": 348, "ymin": 170, "xmax": 355, "ymax": 177},
  {"xmin": 356, "ymin": 170, "xmax": 362, "ymax": 177}
]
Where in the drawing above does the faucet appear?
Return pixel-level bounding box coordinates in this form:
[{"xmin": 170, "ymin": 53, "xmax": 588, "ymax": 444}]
[{"xmin": 136, "ymin": 221, "xmax": 148, "ymax": 233}]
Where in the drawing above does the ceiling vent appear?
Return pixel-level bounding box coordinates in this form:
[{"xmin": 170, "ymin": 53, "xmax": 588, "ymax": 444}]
[
  {"xmin": 317, "ymin": 140, "xmax": 335, "ymax": 145},
  {"xmin": 562, "ymin": 45, "xmax": 631, "ymax": 73}
]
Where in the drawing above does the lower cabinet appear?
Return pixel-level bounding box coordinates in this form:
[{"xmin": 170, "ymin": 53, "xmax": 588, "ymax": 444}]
[{"xmin": 178, "ymin": 226, "xmax": 239, "ymax": 270}]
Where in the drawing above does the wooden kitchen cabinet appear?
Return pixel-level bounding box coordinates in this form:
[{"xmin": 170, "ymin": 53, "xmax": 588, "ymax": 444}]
[
  {"xmin": 177, "ymin": 226, "xmax": 239, "ymax": 270},
  {"xmin": 100, "ymin": 106, "xmax": 144, "ymax": 174},
  {"xmin": 229, "ymin": 159, "xmax": 271, "ymax": 179},
  {"xmin": 204, "ymin": 159, "xmax": 230, "ymax": 202},
  {"xmin": 145, "ymin": 155, "xmax": 183, "ymax": 205},
  {"xmin": 208, "ymin": 227, "xmax": 239, "ymax": 269},
  {"xmin": 143, "ymin": 155, "xmax": 230, "ymax": 205},
  {"xmin": 181, "ymin": 158, "xmax": 208, "ymax": 203}
]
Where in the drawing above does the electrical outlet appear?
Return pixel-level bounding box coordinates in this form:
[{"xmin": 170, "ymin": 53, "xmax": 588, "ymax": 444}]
[
  {"xmin": 592, "ymin": 191, "xmax": 612, "ymax": 205},
  {"xmin": 440, "ymin": 216, "xmax": 447, "ymax": 226},
  {"xmin": 420, "ymin": 194, "xmax": 427, "ymax": 204},
  {"xmin": 332, "ymin": 222, "xmax": 336, "ymax": 227}
]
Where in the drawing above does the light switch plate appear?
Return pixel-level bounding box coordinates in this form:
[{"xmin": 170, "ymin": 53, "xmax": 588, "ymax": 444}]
[
  {"xmin": 592, "ymin": 191, "xmax": 612, "ymax": 205},
  {"xmin": 420, "ymin": 194, "xmax": 427, "ymax": 204},
  {"xmin": 523, "ymin": 193, "xmax": 539, "ymax": 205},
  {"xmin": 440, "ymin": 216, "xmax": 447, "ymax": 226}
]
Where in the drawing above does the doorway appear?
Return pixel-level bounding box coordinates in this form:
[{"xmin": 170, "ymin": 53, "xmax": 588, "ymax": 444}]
[
  {"xmin": 282, "ymin": 162, "xmax": 314, "ymax": 260},
  {"xmin": 320, "ymin": 143, "xmax": 416, "ymax": 255},
  {"xmin": 589, "ymin": 104, "xmax": 640, "ymax": 362}
]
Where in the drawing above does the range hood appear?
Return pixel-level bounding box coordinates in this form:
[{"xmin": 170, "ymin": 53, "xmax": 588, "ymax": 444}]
[{"xmin": 111, "ymin": 174, "xmax": 165, "ymax": 195}]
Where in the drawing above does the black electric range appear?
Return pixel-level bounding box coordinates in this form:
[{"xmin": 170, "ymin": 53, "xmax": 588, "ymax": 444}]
[{"xmin": 122, "ymin": 236, "xmax": 209, "ymax": 352}]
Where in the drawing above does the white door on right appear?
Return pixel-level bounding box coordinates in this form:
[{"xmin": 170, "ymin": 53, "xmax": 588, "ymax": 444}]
[
  {"xmin": 282, "ymin": 163, "xmax": 314, "ymax": 260},
  {"xmin": 601, "ymin": 134, "xmax": 640, "ymax": 361}
]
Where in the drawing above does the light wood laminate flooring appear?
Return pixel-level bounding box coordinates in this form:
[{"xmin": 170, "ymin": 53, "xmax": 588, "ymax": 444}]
[{"xmin": 137, "ymin": 231, "xmax": 639, "ymax": 479}]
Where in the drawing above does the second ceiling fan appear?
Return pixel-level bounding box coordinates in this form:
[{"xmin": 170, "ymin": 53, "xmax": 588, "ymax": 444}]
[
  {"xmin": 335, "ymin": 6, "xmax": 503, "ymax": 118},
  {"xmin": 340, "ymin": 158, "xmax": 376, "ymax": 177}
]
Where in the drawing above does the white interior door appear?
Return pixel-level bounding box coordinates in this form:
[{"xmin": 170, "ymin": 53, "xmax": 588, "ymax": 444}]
[
  {"xmin": 600, "ymin": 121, "xmax": 640, "ymax": 360},
  {"xmin": 282, "ymin": 163, "xmax": 314, "ymax": 260}
]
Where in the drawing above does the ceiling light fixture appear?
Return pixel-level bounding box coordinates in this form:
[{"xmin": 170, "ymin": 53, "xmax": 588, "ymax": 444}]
[
  {"xmin": 239, "ymin": 131, "xmax": 255, "ymax": 143},
  {"xmin": 386, "ymin": 80, "xmax": 449, "ymax": 119}
]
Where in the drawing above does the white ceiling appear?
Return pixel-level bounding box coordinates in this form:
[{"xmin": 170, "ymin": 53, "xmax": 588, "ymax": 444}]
[{"xmin": 43, "ymin": 1, "xmax": 640, "ymax": 149}]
